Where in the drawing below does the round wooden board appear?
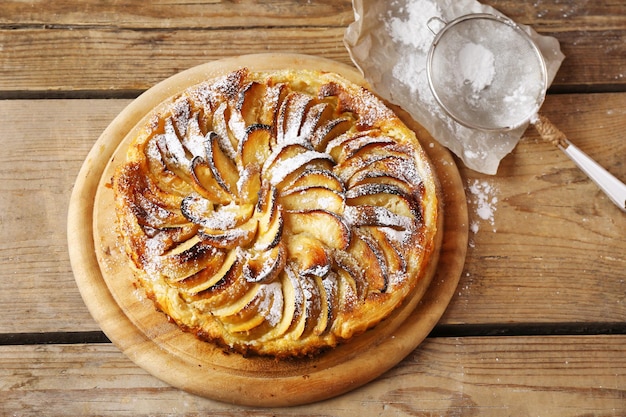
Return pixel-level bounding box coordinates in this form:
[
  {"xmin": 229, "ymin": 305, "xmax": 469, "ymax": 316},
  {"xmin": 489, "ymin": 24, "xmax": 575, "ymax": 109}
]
[{"xmin": 68, "ymin": 53, "xmax": 468, "ymax": 407}]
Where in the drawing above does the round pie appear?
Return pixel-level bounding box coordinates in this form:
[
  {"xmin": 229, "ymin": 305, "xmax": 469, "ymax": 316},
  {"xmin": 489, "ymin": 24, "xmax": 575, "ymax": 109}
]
[{"xmin": 112, "ymin": 68, "xmax": 441, "ymax": 358}]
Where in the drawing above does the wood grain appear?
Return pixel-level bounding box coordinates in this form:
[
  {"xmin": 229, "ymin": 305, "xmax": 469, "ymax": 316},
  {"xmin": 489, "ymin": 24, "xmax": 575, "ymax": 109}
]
[
  {"xmin": 0, "ymin": 1, "xmax": 625, "ymax": 95},
  {"xmin": 2, "ymin": 335, "xmax": 625, "ymax": 416},
  {"xmin": 0, "ymin": 0, "xmax": 354, "ymax": 28}
]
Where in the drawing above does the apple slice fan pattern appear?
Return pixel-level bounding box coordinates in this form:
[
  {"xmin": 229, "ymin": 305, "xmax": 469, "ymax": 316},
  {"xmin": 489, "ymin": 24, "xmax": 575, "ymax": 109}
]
[{"xmin": 112, "ymin": 68, "xmax": 440, "ymax": 358}]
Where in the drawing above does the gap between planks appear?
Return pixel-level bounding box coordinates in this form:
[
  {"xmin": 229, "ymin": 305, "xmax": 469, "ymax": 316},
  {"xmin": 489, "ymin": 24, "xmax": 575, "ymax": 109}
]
[{"xmin": 2, "ymin": 322, "xmax": 626, "ymax": 346}]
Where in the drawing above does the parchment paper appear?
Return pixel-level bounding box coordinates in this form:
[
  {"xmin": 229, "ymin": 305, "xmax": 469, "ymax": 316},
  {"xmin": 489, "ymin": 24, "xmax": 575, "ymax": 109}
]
[{"xmin": 344, "ymin": 0, "xmax": 565, "ymax": 174}]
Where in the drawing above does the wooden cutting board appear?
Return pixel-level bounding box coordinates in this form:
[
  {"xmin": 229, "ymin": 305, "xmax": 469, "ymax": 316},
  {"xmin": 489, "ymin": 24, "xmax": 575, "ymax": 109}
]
[{"xmin": 67, "ymin": 53, "xmax": 468, "ymax": 407}]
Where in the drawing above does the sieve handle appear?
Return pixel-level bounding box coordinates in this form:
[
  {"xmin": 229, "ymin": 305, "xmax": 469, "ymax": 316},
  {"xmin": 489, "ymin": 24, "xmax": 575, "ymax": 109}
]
[
  {"xmin": 534, "ymin": 115, "xmax": 626, "ymax": 213},
  {"xmin": 427, "ymin": 17, "xmax": 447, "ymax": 35}
]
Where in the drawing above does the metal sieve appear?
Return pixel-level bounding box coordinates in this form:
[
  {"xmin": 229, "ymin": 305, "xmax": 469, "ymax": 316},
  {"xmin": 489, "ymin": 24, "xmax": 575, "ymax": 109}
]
[
  {"xmin": 426, "ymin": 13, "xmax": 547, "ymax": 131},
  {"xmin": 425, "ymin": 13, "xmax": 626, "ymax": 212}
]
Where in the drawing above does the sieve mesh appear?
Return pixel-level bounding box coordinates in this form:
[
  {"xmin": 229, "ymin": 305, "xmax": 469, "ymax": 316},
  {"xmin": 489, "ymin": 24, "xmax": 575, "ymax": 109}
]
[{"xmin": 427, "ymin": 14, "xmax": 547, "ymax": 131}]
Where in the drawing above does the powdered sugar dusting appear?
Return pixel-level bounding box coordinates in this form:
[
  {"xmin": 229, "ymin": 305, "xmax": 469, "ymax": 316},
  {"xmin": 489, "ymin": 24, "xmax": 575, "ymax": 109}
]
[
  {"xmin": 386, "ymin": 0, "xmax": 442, "ymax": 52},
  {"xmin": 259, "ymin": 282, "xmax": 284, "ymax": 327},
  {"xmin": 269, "ymin": 150, "xmax": 330, "ymax": 185},
  {"xmin": 467, "ymin": 179, "xmax": 498, "ymax": 236}
]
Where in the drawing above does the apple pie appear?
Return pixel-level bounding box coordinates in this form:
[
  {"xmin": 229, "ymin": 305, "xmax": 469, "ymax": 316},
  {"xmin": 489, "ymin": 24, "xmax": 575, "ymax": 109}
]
[{"xmin": 112, "ymin": 68, "xmax": 440, "ymax": 357}]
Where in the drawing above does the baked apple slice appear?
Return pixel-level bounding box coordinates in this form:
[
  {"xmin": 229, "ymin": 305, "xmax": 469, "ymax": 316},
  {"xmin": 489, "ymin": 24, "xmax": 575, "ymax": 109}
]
[
  {"xmin": 239, "ymin": 124, "xmax": 272, "ymax": 168},
  {"xmin": 155, "ymin": 120, "xmax": 193, "ymax": 181},
  {"xmin": 287, "ymin": 233, "xmax": 331, "ymax": 278},
  {"xmin": 275, "ymin": 92, "xmax": 312, "ymax": 146},
  {"xmin": 332, "ymin": 249, "xmax": 368, "ymax": 300},
  {"xmin": 284, "ymin": 209, "xmax": 351, "ymax": 250},
  {"xmin": 158, "ymin": 237, "xmax": 226, "ymax": 283},
  {"xmin": 198, "ymin": 216, "xmax": 258, "ymax": 249},
  {"xmin": 254, "ymin": 186, "xmax": 284, "ymax": 251},
  {"xmin": 297, "ymin": 102, "xmax": 330, "ymax": 144},
  {"xmin": 236, "ymin": 165, "xmax": 262, "ymax": 204},
  {"xmin": 282, "ymin": 266, "xmax": 306, "ymax": 339},
  {"xmin": 309, "ymin": 116, "xmax": 352, "ymax": 151},
  {"xmin": 281, "ymin": 168, "xmax": 344, "ymax": 195},
  {"xmin": 190, "ymin": 156, "xmax": 233, "ymax": 205},
  {"xmin": 220, "ymin": 286, "xmax": 269, "ymax": 334},
  {"xmin": 205, "ymin": 131, "xmax": 240, "ymax": 195},
  {"xmin": 346, "ymin": 182, "xmax": 419, "ymax": 218},
  {"xmin": 264, "ymin": 145, "xmax": 332, "ymax": 187},
  {"xmin": 236, "ymin": 81, "xmax": 266, "ymax": 125},
  {"xmin": 346, "ymin": 168, "xmax": 413, "ymax": 196},
  {"xmin": 344, "ymin": 205, "xmax": 414, "ymax": 230},
  {"xmin": 211, "ymin": 102, "xmax": 238, "ymax": 161},
  {"xmin": 365, "ymin": 226, "xmax": 407, "ymax": 277},
  {"xmin": 313, "ymin": 273, "xmax": 339, "ymax": 336},
  {"xmin": 333, "ymin": 148, "xmax": 412, "ymax": 182},
  {"xmin": 181, "ymin": 248, "xmax": 241, "ymax": 295},
  {"xmin": 347, "ymin": 231, "xmax": 388, "ymax": 293},
  {"xmin": 243, "ymin": 242, "xmax": 286, "ymax": 283},
  {"xmin": 181, "ymin": 112, "xmax": 207, "ymax": 159},
  {"xmin": 298, "ymin": 274, "xmax": 323, "ymax": 338},
  {"xmin": 279, "ymin": 186, "xmax": 345, "ymax": 213}
]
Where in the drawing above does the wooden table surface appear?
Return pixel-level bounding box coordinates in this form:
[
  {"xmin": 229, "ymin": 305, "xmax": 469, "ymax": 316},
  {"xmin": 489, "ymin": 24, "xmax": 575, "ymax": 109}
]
[{"xmin": 1, "ymin": 1, "xmax": 625, "ymax": 415}]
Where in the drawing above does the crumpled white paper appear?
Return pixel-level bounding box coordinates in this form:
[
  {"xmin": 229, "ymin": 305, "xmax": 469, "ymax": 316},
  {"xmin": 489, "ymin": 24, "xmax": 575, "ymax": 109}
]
[{"xmin": 344, "ymin": 0, "xmax": 565, "ymax": 174}]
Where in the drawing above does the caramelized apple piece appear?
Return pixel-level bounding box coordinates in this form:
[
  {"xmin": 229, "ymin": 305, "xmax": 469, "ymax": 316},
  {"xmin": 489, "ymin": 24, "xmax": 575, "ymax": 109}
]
[
  {"xmin": 181, "ymin": 112, "xmax": 207, "ymax": 159},
  {"xmin": 236, "ymin": 165, "xmax": 261, "ymax": 204},
  {"xmin": 299, "ymin": 274, "xmax": 323, "ymax": 338},
  {"xmin": 260, "ymin": 83, "xmax": 288, "ymax": 129},
  {"xmin": 287, "ymin": 233, "xmax": 331, "ymax": 277},
  {"xmin": 220, "ymin": 286, "xmax": 269, "ymax": 333},
  {"xmin": 198, "ymin": 217, "xmax": 258, "ymax": 249},
  {"xmin": 211, "ymin": 102, "xmax": 238, "ymax": 160},
  {"xmin": 189, "ymin": 156, "xmax": 233, "ymax": 205},
  {"xmin": 365, "ymin": 227, "xmax": 407, "ymax": 278},
  {"xmin": 155, "ymin": 119, "xmax": 192, "ymax": 181},
  {"xmin": 236, "ymin": 81, "xmax": 266, "ymax": 125},
  {"xmin": 206, "ymin": 131, "xmax": 240, "ymax": 194},
  {"xmin": 346, "ymin": 182, "xmax": 419, "ymax": 218},
  {"xmin": 313, "ymin": 273, "xmax": 339, "ymax": 335},
  {"xmin": 243, "ymin": 243, "xmax": 286, "ymax": 283},
  {"xmin": 347, "ymin": 231, "xmax": 388, "ymax": 293},
  {"xmin": 282, "ymin": 266, "xmax": 306, "ymax": 338},
  {"xmin": 182, "ymin": 248, "xmax": 241, "ymax": 295},
  {"xmin": 284, "ymin": 209, "xmax": 351, "ymax": 250},
  {"xmin": 264, "ymin": 144, "xmax": 332, "ymax": 187},
  {"xmin": 309, "ymin": 116, "xmax": 352, "ymax": 151},
  {"xmin": 298, "ymin": 102, "xmax": 329, "ymax": 144},
  {"xmin": 281, "ymin": 168, "xmax": 345, "ymax": 194},
  {"xmin": 346, "ymin": 169, "xmax": 413, "ymax": 195},
  {"xmin": 333, "ymin": 249, "xmax": 368, "ymax": 300},
  {"xmin": 275, "ymin": 92, "xmax": 313, "ymax": 145},
  {"xmin": 239, "ymin": 124, "xmax": 272, "ymax": 168},
  {"xmin": 254, "ymin": 185, "xmax": 284, "ymax": 251},
  {"xmin": 343, "ymin": 205, "xmax": 414, "ymax": 230},
  {"xmin": 279, "ymin": 186, "xmax": 345, "ymax": 213},
  {"xmin": 158, "ymin": 238, "xmax": 226, "ymax": 283}
]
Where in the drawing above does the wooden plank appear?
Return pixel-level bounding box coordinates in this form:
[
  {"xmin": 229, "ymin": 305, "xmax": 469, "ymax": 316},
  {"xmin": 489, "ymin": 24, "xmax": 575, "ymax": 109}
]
[
  {"xmin": 1, "ymin": 335, "xmax": 625, "ymax": 415},
  {"xmin": 1, "ymin": 0, "xmax": 623, "ymax": 32},
  {"xmin": 0, "ymin": 0, "xmax": 355, "ymax": 28},
  {"xmin": 445, "ymin": 92, "xmax": 626, "ymax": 324},
  {"xmin": 0, "ymin": 99, "xmax": 132, "ymax": 333},
  {"xmin": 0, "ymin": 3, "xmax": 625, "ymax": 94},
  {"xmin": 486, "ymin": 0, "xmax": 626, "ymax": 30},
  {"xmin": 0, "ymin": 93, "xmax": 624, "ymax": 334},
  {"xmin": 0, "ymin": 27, "xmax": 352, "ymax": 95}
]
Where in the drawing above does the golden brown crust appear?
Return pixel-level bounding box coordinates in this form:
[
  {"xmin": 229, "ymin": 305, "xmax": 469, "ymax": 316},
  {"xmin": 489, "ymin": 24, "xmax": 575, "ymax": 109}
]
[{"xmin": 112, "ymin": 68, "xmax": 440, "ymax": 357}]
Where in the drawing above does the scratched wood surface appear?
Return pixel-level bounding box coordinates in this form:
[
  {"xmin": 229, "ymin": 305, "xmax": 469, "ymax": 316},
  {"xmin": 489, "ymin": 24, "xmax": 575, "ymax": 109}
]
[{"xmin": 1, "ymin": 0, "xmax": 625, "ymax": 414}]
